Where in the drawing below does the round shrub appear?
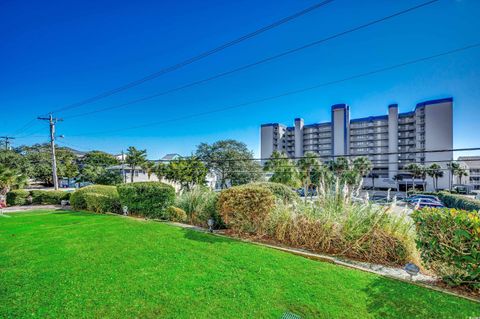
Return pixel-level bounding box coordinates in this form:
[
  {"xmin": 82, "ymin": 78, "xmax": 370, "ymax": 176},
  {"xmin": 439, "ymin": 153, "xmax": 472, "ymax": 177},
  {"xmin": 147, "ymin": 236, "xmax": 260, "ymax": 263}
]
[
  {"xmin": 247, "ymin": 182, "xmax": 299, "ymax": 204},
  {"xmin": 165, "ymin": 206, "xmax": 187, "ymax": 222},
  {"xmin": 84, "ymin": 193, "xmax": 121, "ymax": 214},
  {"xmin": 217, "ymin": 185, "xmax": 275, "ymax": 234},
  {"xmin": 70, "ymin": 185, "xmax": 119, "ymax": 211},
  {"xmin": 412, "ymin": 207, "xmax": 480, "ymax": 291},
  {"xmin": 117, "ymin": 182, "xmax": 175, "ymax": 218},
  {"xmin": 6, "ymin": 189, "xmax": 30, "ymax": 206}
]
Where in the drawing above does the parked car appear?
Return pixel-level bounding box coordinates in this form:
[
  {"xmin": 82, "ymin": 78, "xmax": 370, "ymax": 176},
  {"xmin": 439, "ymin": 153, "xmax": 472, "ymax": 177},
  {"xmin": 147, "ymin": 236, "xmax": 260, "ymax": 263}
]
[
  {"xmin": 296, "ymin": 188, "xmax": 318, "ymax": 197},
  {"xmin": 410, "ymin": 198, "xmax": 445, "ymax": 209},
  {"xmin": 405, "ymin": 194, "xmax": 441, "ymax": 203}
]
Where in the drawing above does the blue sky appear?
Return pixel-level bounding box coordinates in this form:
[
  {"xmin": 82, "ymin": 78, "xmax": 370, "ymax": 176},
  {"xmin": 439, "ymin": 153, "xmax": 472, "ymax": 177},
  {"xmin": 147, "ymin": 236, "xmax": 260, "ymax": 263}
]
[{"xmin": 1, "ymin": 0, "xmax": 479, "ymax": 159}]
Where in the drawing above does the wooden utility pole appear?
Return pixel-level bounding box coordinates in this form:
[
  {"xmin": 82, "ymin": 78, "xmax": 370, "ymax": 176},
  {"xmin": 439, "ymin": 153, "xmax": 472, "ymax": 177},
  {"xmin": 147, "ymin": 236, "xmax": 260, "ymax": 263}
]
[
  {"xmin": 38, "ymin": 114, "xmax": 63, "ymax": 190},
  {"xmin": 0, "ymin": 136, "xmax": 15, "ymax": 150}
]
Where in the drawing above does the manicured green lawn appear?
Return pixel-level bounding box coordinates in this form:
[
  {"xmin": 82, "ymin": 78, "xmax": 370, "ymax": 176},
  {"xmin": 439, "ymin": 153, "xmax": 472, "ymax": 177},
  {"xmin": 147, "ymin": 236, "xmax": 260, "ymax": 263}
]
[{"xmin": 0, "ymin": 210, "xmax": 478, "ymax": 318}]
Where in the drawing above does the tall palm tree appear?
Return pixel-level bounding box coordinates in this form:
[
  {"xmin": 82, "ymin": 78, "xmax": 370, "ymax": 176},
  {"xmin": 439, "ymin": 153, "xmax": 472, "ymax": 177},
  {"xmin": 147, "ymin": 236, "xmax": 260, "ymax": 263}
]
[
  {"xmin": 457, "ymin": 168, "xmax": 468, "ymax": 185},
  {"xmin": 427, "ymin": 163, "xmax": 443, "ymax": 191},
  {"xmin": 447, "ymin": 162, "xmax": 460, "ymax": 190},
  {"xmin": 297, "ymin": 152, "xmax": 320, "ymax": 201},
  {"xmin": 405, "ymin": 163, "xmax": 421, "ymax": 190},
  {"xmin": 125, "ymin": 146, "xmax": 147, "ymax": 183}
]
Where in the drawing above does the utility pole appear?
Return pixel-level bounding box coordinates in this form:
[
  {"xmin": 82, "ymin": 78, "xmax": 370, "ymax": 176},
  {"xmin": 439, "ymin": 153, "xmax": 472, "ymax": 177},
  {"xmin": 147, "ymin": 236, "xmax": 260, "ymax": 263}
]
[
  {"xmin": 0, "ymin": 136, "xmax": 15, "ymax": 150},
  {"xmin": 38, "ymin": 114, "xmax": 63, "ymax": 190},
  {"xmin": 121, "ymin": 150, "xmax": 127, "ymax": 183}
]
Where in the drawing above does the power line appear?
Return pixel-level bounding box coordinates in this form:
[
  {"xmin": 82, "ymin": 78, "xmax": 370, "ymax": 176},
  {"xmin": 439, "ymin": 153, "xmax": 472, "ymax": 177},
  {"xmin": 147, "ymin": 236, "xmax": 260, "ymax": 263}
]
[
  {"xmin": 63, "ymin": 0, "xmax": 441, "ymax": 120},
  {"xmin": 68, "ymin": 42, "xmax": 480, "ymax": 136},
  {"xmin": 0, "ymin": 136, "xmax": 15, "ymax": 150},
  {"xmin": 47, "ymin": 0, "xmax": 335, "ymax": 115}
]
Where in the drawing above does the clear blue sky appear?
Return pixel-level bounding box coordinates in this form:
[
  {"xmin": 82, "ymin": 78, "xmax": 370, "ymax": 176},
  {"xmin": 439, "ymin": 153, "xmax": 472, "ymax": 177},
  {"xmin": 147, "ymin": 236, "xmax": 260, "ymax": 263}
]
[{"xmin": 1, "ymin": 0, "xmax": 479, "ymax": 159}]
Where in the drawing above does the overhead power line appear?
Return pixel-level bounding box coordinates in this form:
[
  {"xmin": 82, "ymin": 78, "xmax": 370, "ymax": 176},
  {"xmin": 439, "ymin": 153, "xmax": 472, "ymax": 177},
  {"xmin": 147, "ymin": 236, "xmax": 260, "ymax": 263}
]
[
  {"xmin": 68, "ymin": 42, "xmax": 480, "ymax": 136},
  {"xmin": 63, "ymin": 0, "xmax": 441, "ymax": 120},
  {"xmin": 47, "ymin": 0, "xmax": 335, "ymax": 115}
]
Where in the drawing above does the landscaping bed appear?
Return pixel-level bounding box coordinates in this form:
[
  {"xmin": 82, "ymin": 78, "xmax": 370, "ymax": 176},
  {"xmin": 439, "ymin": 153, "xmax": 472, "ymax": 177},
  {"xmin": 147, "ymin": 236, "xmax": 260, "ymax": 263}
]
[{"xmin": 1, "ymin": 210, "xmax": 479, "ymax": 318}]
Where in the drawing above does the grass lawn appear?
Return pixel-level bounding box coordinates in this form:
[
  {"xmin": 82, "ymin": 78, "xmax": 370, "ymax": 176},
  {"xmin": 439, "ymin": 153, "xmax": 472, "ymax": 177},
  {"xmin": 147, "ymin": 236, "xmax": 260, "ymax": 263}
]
[{"xmin": 0, "ymin": 210, "xmax": 478, "ymax": 318}]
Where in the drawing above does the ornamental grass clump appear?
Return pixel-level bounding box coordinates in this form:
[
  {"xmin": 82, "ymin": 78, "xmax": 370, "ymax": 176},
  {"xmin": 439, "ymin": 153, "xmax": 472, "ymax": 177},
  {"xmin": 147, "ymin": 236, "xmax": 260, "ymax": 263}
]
[
  {"xmin": 175, "ymin": 186, "xmax": 221, "ymax": 227},
  {"xmin": 265, "ymin": 178, "xmax": 417, "ymax": 265},
  {"xmin": 412, "ymin": 207, "xmax": 480, "ymax": 291}
]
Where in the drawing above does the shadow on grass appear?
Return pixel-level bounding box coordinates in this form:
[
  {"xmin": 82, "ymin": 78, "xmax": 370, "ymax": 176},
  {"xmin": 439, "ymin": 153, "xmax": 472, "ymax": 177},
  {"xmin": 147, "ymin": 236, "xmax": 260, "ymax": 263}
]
[
  {"xmin": 362, "ymin": 276, "xmax": 471, "ymax": 319},
  {"xmin": 182, "ymin": 228, "xmax": 233, "ymax": 244}
]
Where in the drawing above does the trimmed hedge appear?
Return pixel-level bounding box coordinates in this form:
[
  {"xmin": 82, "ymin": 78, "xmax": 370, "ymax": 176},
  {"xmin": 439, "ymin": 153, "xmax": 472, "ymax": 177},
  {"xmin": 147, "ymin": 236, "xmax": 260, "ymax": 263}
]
[
  {"xmin": 30, "ymin": 190, "xmax": 70, "ymax": 205},
  {"xmin": 412, "ymin": 208, "xmax": 480, "ymax": 290},
  {"xmin": 117, "ymin": 182, "xmax": 175, "ymax": 218},
  {"xmin": 6, "ymin": 189, "xmax": 70, "ymax": 206},
  {"xmin": 70, "ymin": 185, "xmax": 119, "ymax": 211},
  {"xmin": 84, "ymin": 193, "xmax": 121, "ymax": 214},
  {"xmin": 6, "ymin": 189, "xmax": 30, "ymax": 206},
  {"xmin": 217, "ymin": 185, "xmax": 275, "ymax": 234},
  {"xmin": 247, "ymin": 182, "xmax": 299, "ymax": 204}
]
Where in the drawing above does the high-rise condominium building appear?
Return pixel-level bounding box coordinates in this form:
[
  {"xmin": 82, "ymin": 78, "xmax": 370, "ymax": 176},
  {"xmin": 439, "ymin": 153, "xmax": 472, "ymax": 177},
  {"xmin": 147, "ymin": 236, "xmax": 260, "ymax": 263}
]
[{"xmin": 260, "ymin": 98, "xmax": 453, "ymax": 191}]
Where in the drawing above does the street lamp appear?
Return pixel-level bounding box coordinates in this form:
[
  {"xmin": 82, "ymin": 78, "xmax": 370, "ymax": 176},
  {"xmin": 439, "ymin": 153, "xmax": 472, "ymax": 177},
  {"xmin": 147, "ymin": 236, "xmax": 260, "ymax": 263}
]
[
  {"xmin": 207, "ymin": 218, "xmax": 214, "ymax": 233},
  {"xmin": 404, "ymin": 263, "xmax": 420, "ymax": 280}
]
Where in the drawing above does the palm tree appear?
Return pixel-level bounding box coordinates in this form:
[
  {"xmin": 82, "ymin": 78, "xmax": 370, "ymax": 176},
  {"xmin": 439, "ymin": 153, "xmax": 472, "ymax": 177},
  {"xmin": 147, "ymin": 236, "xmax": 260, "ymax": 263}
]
[
  {"xmin": 0, "ymin": 165, "xmax": 27, "ymax": 196},
  {"xmin": 142, "ymin": 161, "xmax": 156, "ymax": 180},
  {"xmin": 405, "ymin": 163, "xmax": 421, "ymax": 190},
  {"xmin": 447, "ymin": 162, "xmax": 460, "ymax": 190},
  {"xmin": 125, "ymin": 146, "xmax": 147, "ymax": 183},
  {"xmin": 368, "ymin": 172, "xmax": 379, "ymax": 189},
  {"xmin": 264, "ymin": 151, "xmax": 299, "ymax": 187},
  {"xmin": 427, "ymin": 163, "xmax": 443, "ymax": 191},
  {"xmin": 457, "ymin": 168, "xmax": 468, "ymax": 184},
  {"xmin": 419, "ymin": 165, "xmax": 428, "ymax": 191},
  {"xmin": 352, "ymin": 156, "xmax": 373, "ymax": 183},
  {"xmin": 297, "ymin": 152, "xmax": 320, "ymax": 201}
]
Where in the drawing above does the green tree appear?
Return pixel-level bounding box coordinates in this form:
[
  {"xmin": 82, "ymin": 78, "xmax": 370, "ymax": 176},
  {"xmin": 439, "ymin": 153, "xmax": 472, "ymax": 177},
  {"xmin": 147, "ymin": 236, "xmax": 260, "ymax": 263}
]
[
  {"xmin": 329, "ymin": 157, "xmax": 350, "ymax": 177},
  {"xmin": 154, "ymin": 162, "xmax": 167, "ymax": 181},
  {"xmin": 195, "ymin": 140, "xmax": 262, "ymax": 188},
  {"xmin": 297, "ymin": 152, "xmax": 320, "ymax": 201},
  {"xmin": 352, "ymin": 156, "xmax": 373, "ymax": 184},
  {"xmin": 263, "ymin": 151, "xmax": 299, "ymax": 187},
  {"xmin": 79, "ymin": 151, "xmax": 119, "ymax": 184},
  {"xmin": 446, "ymin": 162, "xmax": 460, "ymax": 190},
  {"xmin": 165, "ymin": 157, "xmax": 208, "ymax": 191},
  {"xmin": 427, "ymin": 163, "xmax": 443, "ymax": 191},
  {"xmin": 457, "ymin": 168, "xmax": 468, "ymax": 185},
  {"xmin": 125, "ymin": 146, "xmax": 147, "ymax": 183},
  {"xmin": 95, "ymin": 170, "xmax": 123, "ymax": 185},
  {"xmin": 405, "ymin": 163, "xmax": 422, "ymax": 190},
  {"xmin": 142, "ymin": 161, "xmax": 156, "ymax": 180},
  {"xmin": 0, "ymin": 164, "xmax": 27, "ymax": 196},
  {"xmin": 63, "ymin": 160, "xmax": 79, "ymax": 186},
  {"xmin": 21, "ymin": 144, "xmax": 76, "ymax": 186}
]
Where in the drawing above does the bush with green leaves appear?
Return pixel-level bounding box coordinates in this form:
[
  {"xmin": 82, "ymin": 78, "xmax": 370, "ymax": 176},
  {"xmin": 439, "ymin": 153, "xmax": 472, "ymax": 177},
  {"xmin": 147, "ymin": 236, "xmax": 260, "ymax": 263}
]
[
  {"xmin": 246, "ymin": 182, "xmax": 299, "ymax": 204},
  {"xmin": 117, "ymin": 182, "xmax": 175, "ymax": 218},
  {"xmin": 70, "ymin": 185, "xmax": 119, "ymax": 211},
  {"xmin": 175, "ymin": 187, "xmax": 222, "ymax": 227},
  {"xmin": 30, "ymin": 190, "xmax": 70, "ymax": 205},
  {"xmin": 83, "ymin": 192, "xmax": 121, "ymax": 214},
  {"xmin": 6, "ymin": 189, "xmax": 30, "ymax": 206},
  {"xmin": 164, "ymin": 206, "xmax": 187, "ymax": 222},
  {"xmin": 217, "ymin": 185, "xmax": 275, "ymax": 234},
  {"xmin": 412, "ymin": 208, "xmax": 480, "ymax": 290}
]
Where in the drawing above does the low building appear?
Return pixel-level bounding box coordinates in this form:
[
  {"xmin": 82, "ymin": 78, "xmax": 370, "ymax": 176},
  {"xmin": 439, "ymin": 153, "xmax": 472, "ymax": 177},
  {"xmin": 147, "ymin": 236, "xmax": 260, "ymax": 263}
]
[{"xmin": 457, "ymin": 156, "xmax": 480, "ymax": 191}]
